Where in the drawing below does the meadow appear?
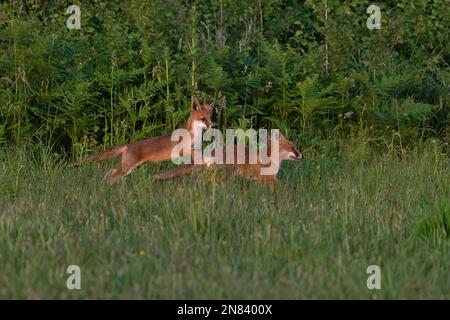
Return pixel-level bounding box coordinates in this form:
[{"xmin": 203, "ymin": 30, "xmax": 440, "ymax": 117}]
[
  {"xmin": 0, "ymin": 0, "xmax": 449, "ymax": 299},
  {"xmin": 0, "ymin": 143, "xmax": 449, "ymax": 299}
]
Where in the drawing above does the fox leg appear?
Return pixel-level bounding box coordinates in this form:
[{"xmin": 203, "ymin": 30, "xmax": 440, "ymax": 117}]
[
  {"xmin": 105, "ymin": 151, "xmax": 142, "ymax": 185},
  {"xmin": 257, "ymin": 175, "xmax": 277, "ymax": 186},
  {"xmin": 154, "ymin": 164, "xmax": 199, "ymax": 180},
  {"xmin": 105, "ymin": 167, "xmax": 126, "ymax": 185}
]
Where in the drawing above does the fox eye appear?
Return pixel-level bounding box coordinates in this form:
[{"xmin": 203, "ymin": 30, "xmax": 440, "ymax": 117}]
[{"xmin": 200, "ymin": 117, "xmax": 206, "ymax": 121}]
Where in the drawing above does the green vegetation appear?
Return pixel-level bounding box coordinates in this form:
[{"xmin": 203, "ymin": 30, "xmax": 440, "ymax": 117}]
[
  {"xmin": 0, "ymin": 1, "xmax": 449, "ymax": 154},
  {"xmin": 0, "ymin": 144, "xmax": 449, "ymax": 299},
  {"xmin": 0, "ymin": 1, "xmax": 449, "ymax": 299}
]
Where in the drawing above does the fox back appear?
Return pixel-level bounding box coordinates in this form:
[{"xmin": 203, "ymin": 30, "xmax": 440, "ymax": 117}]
[
  {"xmin": 77, "ymin": 97, "xmax": 216, "ymax": 184},
  {"xmin": 155, "ymin": 130, "xmax": 302, "ymax": 185}
]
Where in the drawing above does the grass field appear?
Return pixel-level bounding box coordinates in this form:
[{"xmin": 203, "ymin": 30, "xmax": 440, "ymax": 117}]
[{"xmin": 0, "ymin": 143, "xmax": 449, "ymax": 299}]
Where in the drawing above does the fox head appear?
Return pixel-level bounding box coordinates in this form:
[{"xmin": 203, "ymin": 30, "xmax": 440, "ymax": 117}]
[
  {"xmin": 273, "ymin": 130, "xmax": 302, "ymax": 161},
  {"xmin": 189, "ymin": 98, "xmax": 214, "ymax": 131}
]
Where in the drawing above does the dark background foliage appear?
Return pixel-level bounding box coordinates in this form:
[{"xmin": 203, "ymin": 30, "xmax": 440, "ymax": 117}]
[{"xmin": 0, "ymin": 0, "xmax": 449, "ymax": 157}]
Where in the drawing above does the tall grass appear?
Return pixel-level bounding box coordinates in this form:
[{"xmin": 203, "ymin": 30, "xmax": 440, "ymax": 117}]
[
  {"xmin": 0, "ymin": 0, "xmax": 449, "ymax": 300},
  {"xmin": 0, "ymin": 142, "xmax": 448, "ymax": 299}
]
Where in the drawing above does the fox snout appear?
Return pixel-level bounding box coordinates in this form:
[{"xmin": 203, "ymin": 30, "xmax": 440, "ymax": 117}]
[{"xmin": 289, "ymin": 150, "xmax": 302, "ymax": 161}]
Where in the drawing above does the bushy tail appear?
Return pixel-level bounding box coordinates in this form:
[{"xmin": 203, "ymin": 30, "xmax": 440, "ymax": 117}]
[{"xmin": 71, "ymin": 146, "xmax": 126, "ymax": 167}]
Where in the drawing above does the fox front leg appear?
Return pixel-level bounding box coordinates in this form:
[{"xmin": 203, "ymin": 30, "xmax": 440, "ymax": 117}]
[
  {"xmin": 154, "ymin": 164, "xmax": 199, "ymax": 181},
  {"xmin": 258, "ymin": 175, "xmax": 278, "ymax": 186}
]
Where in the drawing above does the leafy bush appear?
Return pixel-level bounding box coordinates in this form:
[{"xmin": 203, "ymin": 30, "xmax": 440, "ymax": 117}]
[{"xmin": 0, "ymin": 0, "xmax": 449, "ymax": 158}]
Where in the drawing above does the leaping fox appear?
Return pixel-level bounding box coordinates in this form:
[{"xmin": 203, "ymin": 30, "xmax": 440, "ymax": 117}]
[
  {"xmin": 74, "ymin": 98, "xmax": 214, "ymax": 184},
  {"xmin": 154, "ymin": 130, "xmax": 302, "ymax": 185}
]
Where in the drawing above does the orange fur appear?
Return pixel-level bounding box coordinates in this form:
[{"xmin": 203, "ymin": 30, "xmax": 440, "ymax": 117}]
[
  {"xmin": 154, "ymin": 131, "xmax": 301, "ymax": 185},
  {"xmin": 74, "ymin": 98, "xmax": 214, "ymax": 184}
]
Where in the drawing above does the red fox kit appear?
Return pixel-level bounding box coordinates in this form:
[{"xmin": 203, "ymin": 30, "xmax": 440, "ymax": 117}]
[
  {"xmin": 76, "ymin": 98, "xmax": 214, "ymax": 184},
  {"xmin": 154, "ymin": 130, "xmax": 301, "ymax": 185}
]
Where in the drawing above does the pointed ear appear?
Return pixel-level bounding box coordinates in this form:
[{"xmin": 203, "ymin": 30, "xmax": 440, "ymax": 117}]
[
  {"xmin": 191, "ymin": 98, "xmax": 201, "ymax": 111},
  {"xmin": 203, "ymin": 101, "xmax": 215, "ymax": 111}
]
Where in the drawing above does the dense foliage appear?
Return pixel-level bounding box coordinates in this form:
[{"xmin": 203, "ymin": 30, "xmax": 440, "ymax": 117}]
[{"xmin": 0, "ymin": 0, "xmax": 449, "ymax": 157}]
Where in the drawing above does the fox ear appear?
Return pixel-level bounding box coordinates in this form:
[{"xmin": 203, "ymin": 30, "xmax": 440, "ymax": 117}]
[
  {"xmin": 191, "ymin": 98, "xmax": 201, "ymax": 111},
  {"xmin": 207, "ymin": 100, "xmax": 215, "ymax": 111},
  {"xmin": 207, "ymin": 95, "xmax": 226, "ymax": 111}
]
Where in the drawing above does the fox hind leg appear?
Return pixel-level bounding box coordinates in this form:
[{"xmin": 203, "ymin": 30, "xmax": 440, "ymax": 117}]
[
  {"xmin": 104, "ymin": 149, "xmax": 144, "ymax": 185},
  {"xmin": 105, "ymin": 167, "xmax": 127, "ymax": 185}
]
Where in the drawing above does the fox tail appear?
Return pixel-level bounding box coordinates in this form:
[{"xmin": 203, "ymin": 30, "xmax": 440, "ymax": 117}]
[{"xmin": 71, "ymin": 146, "xmax": 126, "ymax": 167}]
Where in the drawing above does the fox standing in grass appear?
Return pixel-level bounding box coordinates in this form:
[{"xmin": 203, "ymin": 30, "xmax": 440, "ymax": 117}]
[
  {"xmin": 155, "ymin": 130, "xmax": 302, "ymax": 185},
  {"xmin": 75, "ymin": 98, "xmax": 214, "ymax": 184}
]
